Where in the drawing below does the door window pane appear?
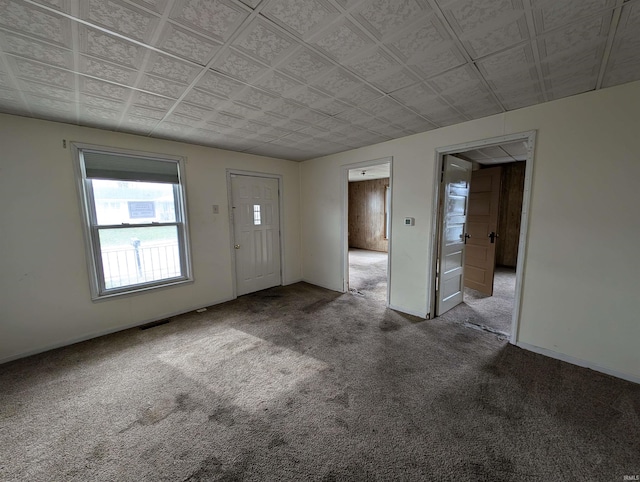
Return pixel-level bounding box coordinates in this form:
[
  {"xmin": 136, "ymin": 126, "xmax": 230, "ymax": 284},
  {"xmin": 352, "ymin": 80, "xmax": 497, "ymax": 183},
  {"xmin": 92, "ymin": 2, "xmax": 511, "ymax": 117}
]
[
  {"xmin": 385, "ymin": 186, "xmax": 390, "ymax": 239},
  {"xmin": 445, "ymin": 225, "xmax": 464, "ymax": 245}
]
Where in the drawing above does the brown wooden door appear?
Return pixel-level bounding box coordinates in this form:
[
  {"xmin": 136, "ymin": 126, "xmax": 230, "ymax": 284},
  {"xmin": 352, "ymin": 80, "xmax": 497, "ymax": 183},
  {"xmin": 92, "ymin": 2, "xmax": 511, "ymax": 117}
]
[{"xmin": 464, "ymin": 167, "xmax": 501, "ymax": 295}]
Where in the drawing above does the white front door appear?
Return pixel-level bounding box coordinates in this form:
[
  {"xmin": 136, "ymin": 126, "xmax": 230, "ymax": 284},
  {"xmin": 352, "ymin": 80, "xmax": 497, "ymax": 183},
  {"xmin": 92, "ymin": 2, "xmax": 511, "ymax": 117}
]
[
  {"xmin": 436, "ymin": 155, "xmax": 472, "ymax": 316},
  {"xmin": 231, "ymin": 175, "xmax": 281, "ymax": 296}
]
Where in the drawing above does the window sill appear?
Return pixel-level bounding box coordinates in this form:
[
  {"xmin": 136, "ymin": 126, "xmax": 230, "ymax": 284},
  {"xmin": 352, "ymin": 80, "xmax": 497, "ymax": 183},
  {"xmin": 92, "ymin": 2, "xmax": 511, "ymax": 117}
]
[{"xmin": 91, "ymin": 277, "xmax": 194, "ymax": 302}]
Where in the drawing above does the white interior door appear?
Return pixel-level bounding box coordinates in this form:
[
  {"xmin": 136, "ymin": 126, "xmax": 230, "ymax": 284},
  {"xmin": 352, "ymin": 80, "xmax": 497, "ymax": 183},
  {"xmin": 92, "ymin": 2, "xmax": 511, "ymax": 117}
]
[
  {"xmin": 231, "ymin": 175, "xmax": 281, "ymax": 296},
  {"xmin": 436, "ymin": 155, "xmax": 472, "ymax": 316}
]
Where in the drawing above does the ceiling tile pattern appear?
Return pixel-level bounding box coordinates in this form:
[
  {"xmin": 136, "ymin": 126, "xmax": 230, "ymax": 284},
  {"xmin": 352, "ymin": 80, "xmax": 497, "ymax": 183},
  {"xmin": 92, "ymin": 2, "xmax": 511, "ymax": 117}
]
[
  {"xmin": 1, "ymin": 31, "xmax": 73, "ymax": 69},
  {"xmin": 0, "ymin": 0, "xmax": 70, "ymax": 46},
  {"xmin": 79, "ymin": 56, "xmax": 137, "ymax": 85},
  {"xmin": 80, "ymin": 26, "xmax": 145, "ymax": 68},
  {"xmin": 20, "ymin": 79, "xmax": 74, "ymax": 100},
  {"xmin": 278, "ymin": 47, "xmax": 333, "ymax": 82},
  {"xmin": 170, "ymin": 0, "xmax": 249, "ymax": 42},
  {"xmin": 603, "ymin": 0, "xmax": 640, "ymax": 87},
  {"xmin": 0, "ymin": 0, "xmax": 639, "ymax": 161},
  {"xmin": 214, "ymin": 49, "xmax": 268, "ymax": 82},
  {"xmin": 439, "ymin": 0, "xmax": 529, "ymax": 58},
  {"xmin": 531, "ymin": 0, "xmax": 616, "ymax": 32},
  {"xmin": 80, "ymin": 0, "xmax": 159, "ymax": 42},
  {"xmin": 353, "ymin": 0, "xmax": 430, "ymax": 39},
  {"xmin": 310, "ymin": 19, "xmax": 369, "ymax": 60},
  {"xmin": 461, "ymin": 140, "xmax": 528, "ymax": 164},
  {"xmin": 146, "ymin": 53, "xmax": 201, "ymax": 84},
  {"xmin": 262, "ymin": 0, "xmax": 338, "ymax": 38},
  {"xmin": 156, "ymin": 24, "xmax": 223, "ymax": 64},
  {"xmin": 232, "ymin": 19, "xmax": 296, "ymax": 64}
]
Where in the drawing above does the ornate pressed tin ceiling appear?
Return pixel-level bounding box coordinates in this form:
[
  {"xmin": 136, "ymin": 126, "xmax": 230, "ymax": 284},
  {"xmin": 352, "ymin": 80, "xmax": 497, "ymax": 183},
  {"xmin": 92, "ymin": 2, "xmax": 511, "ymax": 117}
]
[{"xmin": 0, "ymin": 0, "xmax": 638, "ymax": 160}]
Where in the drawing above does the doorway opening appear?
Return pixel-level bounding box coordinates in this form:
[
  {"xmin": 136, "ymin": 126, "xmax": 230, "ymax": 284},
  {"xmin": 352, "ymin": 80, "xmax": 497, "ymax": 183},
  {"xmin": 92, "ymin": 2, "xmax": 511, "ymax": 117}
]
[
  {"xmin": 342, "ymin": 158, "xmax": 392, "ymax": 305},
  {"xmin": 430, "ymin": 132, "xmax": 535, "ymax": 342}
]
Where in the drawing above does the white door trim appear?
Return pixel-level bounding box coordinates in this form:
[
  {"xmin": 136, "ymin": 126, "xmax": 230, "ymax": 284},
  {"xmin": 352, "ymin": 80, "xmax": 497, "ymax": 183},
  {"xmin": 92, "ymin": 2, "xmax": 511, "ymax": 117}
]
[
  {"xmin": 341, "ymin": 157, "xmax": 393, "ymax": 307},
  {"xmin": 428, "ymin": 131, "xmax": 537, "ymax": 344},
  {"xmin": 226, "ymin": 169, "xmax": 285, "ymax": 299}
]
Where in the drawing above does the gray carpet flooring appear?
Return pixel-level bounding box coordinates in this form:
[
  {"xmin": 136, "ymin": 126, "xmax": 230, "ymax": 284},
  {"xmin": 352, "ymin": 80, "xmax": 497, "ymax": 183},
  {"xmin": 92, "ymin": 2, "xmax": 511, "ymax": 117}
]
[
  {"xmin": 348, "ymin": 248, "xmax": 388, "ymax": 304},
  {"xmin": 438, "ymin": 267, "xmax": 517, "ymax": 335},
  {"xmin": 1, "ymin": 281, "xmax": 639, "ymax": 481},
  {"xmin": 348, "ymin": 249, "xmax": 514, "ymax": 335}
]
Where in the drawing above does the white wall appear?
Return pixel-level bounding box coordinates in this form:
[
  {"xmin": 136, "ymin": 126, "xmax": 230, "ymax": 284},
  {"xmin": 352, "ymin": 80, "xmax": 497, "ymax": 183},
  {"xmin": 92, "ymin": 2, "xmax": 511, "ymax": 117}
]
[
  {"xmin": 0, "ymin": 114, "xmax": 301, "ymax": 362},
  {"xmin": 300, "ymin": 80, "xmax": 640, "ymax": 382}
]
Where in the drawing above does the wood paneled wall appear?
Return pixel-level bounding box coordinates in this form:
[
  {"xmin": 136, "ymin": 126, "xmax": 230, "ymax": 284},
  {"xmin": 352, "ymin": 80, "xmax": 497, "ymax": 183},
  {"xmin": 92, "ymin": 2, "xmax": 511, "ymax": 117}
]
[
  {"xmin": 496, "ymin": 162, "xmax": 525, "ymax": 268},
  {"xmin": 348, "ymin": 178, "xmax": 389, "ymax": 252}
]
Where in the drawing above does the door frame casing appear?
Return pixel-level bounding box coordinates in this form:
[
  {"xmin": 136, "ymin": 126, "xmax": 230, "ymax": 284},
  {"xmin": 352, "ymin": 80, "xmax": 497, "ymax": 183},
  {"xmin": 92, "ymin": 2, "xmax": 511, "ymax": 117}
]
[
  {"xmin": 428, "ymin": 131, "xmax": 536, "ymax": 344},
  {"xmin": 341, "ymin": 157, "xmax": 393, "ymax": 306},
  {"xmin": 226, "ymin": 169, "xmax": 285, "ymax": 299}
]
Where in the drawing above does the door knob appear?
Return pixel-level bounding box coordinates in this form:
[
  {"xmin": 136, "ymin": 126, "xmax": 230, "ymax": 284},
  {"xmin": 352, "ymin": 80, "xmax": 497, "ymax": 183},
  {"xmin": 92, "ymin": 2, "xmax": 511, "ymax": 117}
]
[
  {"xmin": 463, "ymin": 233, "xmax": 471, "ymax": 244},
  {"xmin": 234, "ymin": 244, "xmax": 240, "ymax": 249},
  {"xmin": 488, "ymin": 232, "xmax": 498, "ymax": 243}
]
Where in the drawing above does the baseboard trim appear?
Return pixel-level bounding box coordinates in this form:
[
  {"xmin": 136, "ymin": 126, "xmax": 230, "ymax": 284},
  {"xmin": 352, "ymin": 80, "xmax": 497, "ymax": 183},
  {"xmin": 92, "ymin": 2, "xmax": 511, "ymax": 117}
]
[
  {"xmin": 516, "ymin": 341, "xmax": 640, "ymax": 385},
  {"xmin": 0, "ymin": 296, "xmax": 235, "ymax": 365},
  {"xmin": 283, "ymin": 278, "xmax": 303, "ymax": 286},
  {"xmin": 387, "ymin": 304, "xmax": 428, "ymax": 319},
  {"xmin": 301, "ymin": 278, "xmax": 344, "ymax": 293}
]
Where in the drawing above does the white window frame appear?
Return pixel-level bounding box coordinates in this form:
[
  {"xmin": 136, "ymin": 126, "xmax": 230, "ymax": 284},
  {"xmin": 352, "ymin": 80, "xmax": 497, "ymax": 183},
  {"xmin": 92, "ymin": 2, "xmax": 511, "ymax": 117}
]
[{"xmin": 72, "ymin": 143, "xmax": 193, "ymax": 300}]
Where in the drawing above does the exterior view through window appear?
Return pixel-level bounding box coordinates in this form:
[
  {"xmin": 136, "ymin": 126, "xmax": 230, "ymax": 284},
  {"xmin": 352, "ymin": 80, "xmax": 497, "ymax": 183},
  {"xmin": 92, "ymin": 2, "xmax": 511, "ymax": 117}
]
[
  {"xmin": 74, "ymin": 145, "xmax": 191, "ymax": 299},
  {"xmin": 253, "ymin": 204, "xmax": 262, "ymax": 225}
]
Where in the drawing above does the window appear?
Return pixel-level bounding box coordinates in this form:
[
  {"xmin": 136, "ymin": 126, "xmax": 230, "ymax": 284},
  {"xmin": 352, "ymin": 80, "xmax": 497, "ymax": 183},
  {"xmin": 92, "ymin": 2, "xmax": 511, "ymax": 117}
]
[
  {"xmin": 253, "ymin": 204, "xmax": 261, "ymax": 225},
  {"xmin": 74, "ymin": 145, "xmax": 192, "ymax": 299}
]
